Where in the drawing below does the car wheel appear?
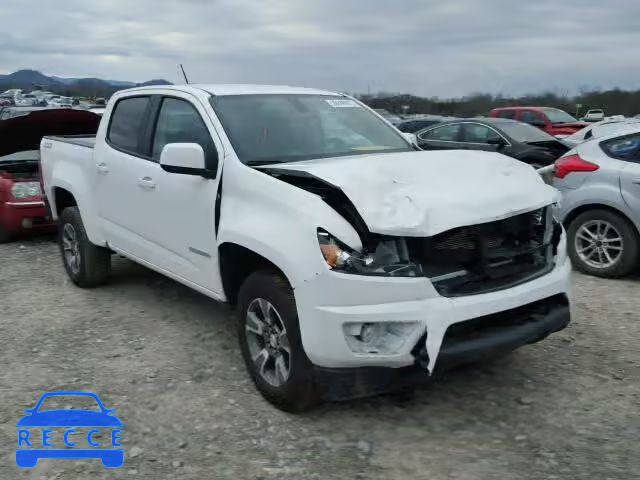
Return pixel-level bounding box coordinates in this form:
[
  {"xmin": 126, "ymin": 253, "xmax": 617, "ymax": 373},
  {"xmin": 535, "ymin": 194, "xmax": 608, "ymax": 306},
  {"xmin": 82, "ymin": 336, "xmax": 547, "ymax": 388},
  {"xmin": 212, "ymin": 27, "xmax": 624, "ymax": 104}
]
[
  {"xmin": 567, "ymin": 209, "xmax": 639, "ymax": 278},
  {"xmin": 0, "ymin": 224, "xmax": 12, "ymax": 243},
  {"xmin": 237, "ymin": 270, "xmax": 320, "ymax": 412},
  {"xmin": 59, "ymin": 207, "xmax": 111, "ymax": 287}
]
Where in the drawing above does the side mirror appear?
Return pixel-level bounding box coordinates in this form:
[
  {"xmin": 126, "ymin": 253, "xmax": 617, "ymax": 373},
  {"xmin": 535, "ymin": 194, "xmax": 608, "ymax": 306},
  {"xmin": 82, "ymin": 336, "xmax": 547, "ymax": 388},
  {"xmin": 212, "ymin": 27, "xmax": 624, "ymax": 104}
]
[
  {"xmin": 487, "ymin": 137, "xmax": 507, "ymax": 147},
  {"xmin": 160, "ymin": 143, "xmax": 215, "ymax": 179}
]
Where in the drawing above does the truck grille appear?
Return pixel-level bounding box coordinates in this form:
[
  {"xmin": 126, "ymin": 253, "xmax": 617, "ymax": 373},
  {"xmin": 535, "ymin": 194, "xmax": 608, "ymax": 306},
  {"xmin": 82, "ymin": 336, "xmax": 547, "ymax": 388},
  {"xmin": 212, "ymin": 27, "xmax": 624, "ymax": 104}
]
[{"xmin": 408, "ymin": 207, "xmax": 559, "ymax": 297}]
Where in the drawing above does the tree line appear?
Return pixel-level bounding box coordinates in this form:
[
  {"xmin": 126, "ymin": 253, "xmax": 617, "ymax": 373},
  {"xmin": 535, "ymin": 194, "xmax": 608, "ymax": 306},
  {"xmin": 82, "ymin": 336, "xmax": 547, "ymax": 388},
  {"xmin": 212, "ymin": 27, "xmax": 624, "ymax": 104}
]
[{"xmin": 358, "ymin": 88, "xmax": 640, "ymax": 118}]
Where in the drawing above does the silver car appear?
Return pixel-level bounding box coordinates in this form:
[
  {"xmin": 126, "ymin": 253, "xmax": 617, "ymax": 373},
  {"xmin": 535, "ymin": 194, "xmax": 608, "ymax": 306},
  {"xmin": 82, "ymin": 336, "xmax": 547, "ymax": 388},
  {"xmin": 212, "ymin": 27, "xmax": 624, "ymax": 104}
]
[{"xmin": 554, "ymin": 125, "xmax": 640, "ymax": 277}]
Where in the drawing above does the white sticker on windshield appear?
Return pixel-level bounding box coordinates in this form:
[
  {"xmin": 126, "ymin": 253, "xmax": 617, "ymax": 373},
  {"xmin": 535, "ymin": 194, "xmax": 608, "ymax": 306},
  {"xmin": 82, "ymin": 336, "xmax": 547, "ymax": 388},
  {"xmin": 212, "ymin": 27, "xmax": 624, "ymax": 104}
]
[{"xmin": 325, "ymin": 99, "xmax": 359, "ymax": 108}]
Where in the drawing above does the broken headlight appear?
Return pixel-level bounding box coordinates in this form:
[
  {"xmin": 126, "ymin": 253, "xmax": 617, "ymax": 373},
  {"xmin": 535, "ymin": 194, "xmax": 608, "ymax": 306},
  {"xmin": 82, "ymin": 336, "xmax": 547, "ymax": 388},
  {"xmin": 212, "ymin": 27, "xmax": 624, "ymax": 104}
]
[{"xmin": 317, "ymin": 228, "xmax": 423, "ymax": 277}]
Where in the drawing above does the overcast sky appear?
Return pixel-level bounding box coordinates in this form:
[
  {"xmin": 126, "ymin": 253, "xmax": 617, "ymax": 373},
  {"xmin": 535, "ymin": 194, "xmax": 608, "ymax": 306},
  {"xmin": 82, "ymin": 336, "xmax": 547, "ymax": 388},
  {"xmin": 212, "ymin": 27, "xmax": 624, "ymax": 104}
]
[{"xmin": 1, "ymin": 0, "xmax": 638, "ymax": 97}]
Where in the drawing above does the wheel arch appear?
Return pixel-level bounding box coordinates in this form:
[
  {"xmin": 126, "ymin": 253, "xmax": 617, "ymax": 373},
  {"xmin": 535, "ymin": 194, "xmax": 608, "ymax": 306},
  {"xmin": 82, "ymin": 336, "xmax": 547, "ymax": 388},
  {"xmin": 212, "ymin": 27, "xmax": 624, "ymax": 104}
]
[
  {"xmin": 563, "ymin": 203, "xmax": 640, "ymax": 236},
  {"xmin": 52, "ymin": 187, "xmax": 78, "ymax": 217},
  {"xmin": 219, "ymin": 242, "xmax": 292, "ymax": 305}
]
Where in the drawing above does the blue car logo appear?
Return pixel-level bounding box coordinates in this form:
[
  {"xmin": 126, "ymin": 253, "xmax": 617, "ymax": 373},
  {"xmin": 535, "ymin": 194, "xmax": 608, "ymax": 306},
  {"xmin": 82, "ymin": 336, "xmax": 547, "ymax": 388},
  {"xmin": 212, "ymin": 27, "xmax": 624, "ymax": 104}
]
[{"xmin": 16, "ymin": 391, "xmax": 123, "ymax": 468}]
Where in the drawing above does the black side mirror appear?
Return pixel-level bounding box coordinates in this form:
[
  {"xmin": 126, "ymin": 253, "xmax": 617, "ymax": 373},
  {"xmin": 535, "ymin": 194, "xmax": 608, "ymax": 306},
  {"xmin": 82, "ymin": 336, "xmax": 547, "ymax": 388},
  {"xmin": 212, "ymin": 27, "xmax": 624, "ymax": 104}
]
[{"xmin": 487, "ymin": 137, "xmax": 506, "ymax": 148}]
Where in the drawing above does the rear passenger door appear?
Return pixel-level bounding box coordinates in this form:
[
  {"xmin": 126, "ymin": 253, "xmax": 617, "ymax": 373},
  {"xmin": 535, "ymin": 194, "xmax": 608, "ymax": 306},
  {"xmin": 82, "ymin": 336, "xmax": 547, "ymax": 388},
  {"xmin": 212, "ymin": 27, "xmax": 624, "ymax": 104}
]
[
  {"xmin": 95, "ymin": 95, "xmax": 154, "ymax": 254},
  {"xmin": 603, "ymin": 133, "xmax": 640, "ymax": 217}
]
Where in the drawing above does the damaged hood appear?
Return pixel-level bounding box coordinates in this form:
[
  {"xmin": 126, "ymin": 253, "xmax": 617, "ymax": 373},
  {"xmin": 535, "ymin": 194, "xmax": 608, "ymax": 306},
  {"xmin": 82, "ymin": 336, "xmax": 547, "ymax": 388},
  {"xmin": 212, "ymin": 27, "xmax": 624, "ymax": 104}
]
[{"xmin": 259, "ymin": 150, "xmax": 560, "ymax": 236}]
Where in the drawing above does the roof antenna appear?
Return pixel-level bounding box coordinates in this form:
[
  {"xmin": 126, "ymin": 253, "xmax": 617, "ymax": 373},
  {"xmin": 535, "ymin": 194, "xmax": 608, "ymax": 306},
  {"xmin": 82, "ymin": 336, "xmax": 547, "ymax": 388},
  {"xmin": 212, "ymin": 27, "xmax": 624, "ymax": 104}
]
[{"xmin": 178, "ymin": 64, "xmax": 190, "ymax": 84}]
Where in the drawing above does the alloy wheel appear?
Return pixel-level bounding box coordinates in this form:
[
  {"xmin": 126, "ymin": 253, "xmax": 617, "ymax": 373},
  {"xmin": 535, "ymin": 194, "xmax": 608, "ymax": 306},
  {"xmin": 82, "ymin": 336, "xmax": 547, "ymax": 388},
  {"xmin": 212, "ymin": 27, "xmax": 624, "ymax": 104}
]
[
  {"xmin": 575, "ymin": 220, "xmax": 623, "ymax": 269},
  {"xmin": 245, "ymin": 298, "xmax": 291, "ymax": 387},
  {"xmin": 62, "ymin": 223, "xmax": 81, "ymax": 275}
]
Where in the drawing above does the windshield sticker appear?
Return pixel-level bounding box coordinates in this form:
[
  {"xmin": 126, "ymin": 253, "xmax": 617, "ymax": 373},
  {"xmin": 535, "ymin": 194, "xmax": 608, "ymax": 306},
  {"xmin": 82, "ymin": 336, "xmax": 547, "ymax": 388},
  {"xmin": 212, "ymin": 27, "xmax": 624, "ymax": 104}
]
[{"xmin": 325, "ymin": 99, "xmax": 359, "ymax": 108}]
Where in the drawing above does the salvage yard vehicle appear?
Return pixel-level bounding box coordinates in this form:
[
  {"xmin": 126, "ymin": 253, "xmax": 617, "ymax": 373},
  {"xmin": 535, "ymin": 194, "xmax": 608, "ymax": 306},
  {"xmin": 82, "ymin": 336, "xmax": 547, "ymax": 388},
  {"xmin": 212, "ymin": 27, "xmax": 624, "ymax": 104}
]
[
  {"xmin": 581, "ymin": 109, "xmax": 605, "ymax": 123},
  {"xmin": 562, "ymin": 118, "xmax": 640, "ymax": 149},
  {"xmin": 553, "ymin": 124, "xmax": 640, "ymax": 278},
  {"xmin": 0, "ymin": 108, "xmax": 100, "ymax": 242},
  {"xmin": 416, "ymin": 118, "xmax": 569, "ymax": 168},
  {"xmin": 41, "ymin": 84, "xmax": 571, "ymax": 411},
  {"xmin": 489, "ymin": 106, "xmax": 587, "ymax": 138}
]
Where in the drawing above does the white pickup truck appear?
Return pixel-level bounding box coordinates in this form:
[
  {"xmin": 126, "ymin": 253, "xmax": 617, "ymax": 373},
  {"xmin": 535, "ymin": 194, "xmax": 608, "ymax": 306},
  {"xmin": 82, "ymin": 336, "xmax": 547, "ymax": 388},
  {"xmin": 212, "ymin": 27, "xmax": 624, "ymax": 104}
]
[{"xmin": 41, "ymin": 84, "xmax": 571, "ymax": 411}]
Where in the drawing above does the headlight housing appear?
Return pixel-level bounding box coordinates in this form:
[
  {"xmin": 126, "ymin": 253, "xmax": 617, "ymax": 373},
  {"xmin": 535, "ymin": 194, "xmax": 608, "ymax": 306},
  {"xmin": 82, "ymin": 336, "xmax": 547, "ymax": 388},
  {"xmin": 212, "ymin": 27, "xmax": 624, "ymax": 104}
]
[
  {"xmin": 317, "ymin": 228, "xmax": 422, "ymax": 277},
  {"xmin": 11, "ymin": 182, "xmax": 42, "ymax": 199}
]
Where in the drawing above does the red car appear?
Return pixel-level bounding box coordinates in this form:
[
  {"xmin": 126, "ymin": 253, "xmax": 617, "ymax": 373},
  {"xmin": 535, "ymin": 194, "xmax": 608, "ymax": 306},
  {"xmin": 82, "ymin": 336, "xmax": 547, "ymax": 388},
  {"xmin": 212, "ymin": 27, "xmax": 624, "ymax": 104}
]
[
  {"xmin": 0, "ymin": 107, "xmax": 100, "ymax": 242},
  {"xmin": 488, "ymin": 107, "xmax": 587, "ymax": 138}
]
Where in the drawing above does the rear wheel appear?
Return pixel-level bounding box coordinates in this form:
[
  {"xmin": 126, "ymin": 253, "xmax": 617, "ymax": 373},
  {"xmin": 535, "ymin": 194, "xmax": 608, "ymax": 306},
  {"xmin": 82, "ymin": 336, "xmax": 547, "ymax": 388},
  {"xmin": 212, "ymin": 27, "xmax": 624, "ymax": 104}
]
[
  {"xmin": 237, "ymin": 271, "xmax": 319, "ymax": 412},
  {"xmin": 58, "ymin": 207, "xmax": 111, "ymax": 287},
  {"xmin": 567, "ymin": 209, "xmax": 639, "ymax": 278}
]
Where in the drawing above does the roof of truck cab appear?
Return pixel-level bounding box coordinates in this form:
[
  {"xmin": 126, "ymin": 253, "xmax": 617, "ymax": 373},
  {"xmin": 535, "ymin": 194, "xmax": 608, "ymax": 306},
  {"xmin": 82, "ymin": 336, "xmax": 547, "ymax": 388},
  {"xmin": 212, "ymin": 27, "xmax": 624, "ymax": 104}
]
[{"xmin": 124, "ymin": 84, "xmax": 342, "ymax": 97}]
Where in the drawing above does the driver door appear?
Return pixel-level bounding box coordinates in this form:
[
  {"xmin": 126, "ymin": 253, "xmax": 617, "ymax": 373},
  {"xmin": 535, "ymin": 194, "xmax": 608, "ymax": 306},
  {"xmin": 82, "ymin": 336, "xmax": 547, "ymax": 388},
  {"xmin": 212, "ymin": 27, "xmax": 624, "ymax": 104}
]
[{"xmin": 131, "ymin": 94, "xmax": 224, "ymax": 294}]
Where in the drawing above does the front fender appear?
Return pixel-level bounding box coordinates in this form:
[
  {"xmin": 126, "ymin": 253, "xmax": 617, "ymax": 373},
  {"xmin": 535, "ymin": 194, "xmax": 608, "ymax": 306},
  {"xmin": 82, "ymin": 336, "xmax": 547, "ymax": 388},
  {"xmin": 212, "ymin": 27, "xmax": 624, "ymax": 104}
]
[{"xmin": 217, "ymin": 161, "xmax": 362, "ymax": 289}]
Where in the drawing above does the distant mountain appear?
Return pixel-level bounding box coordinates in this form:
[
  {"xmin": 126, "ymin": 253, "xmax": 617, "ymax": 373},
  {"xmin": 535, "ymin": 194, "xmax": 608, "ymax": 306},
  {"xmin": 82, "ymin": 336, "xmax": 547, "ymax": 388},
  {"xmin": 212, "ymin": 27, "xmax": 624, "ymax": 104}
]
[{"xmin": 0, "ymin": 69, "xmax": 171, "ymax": 96}]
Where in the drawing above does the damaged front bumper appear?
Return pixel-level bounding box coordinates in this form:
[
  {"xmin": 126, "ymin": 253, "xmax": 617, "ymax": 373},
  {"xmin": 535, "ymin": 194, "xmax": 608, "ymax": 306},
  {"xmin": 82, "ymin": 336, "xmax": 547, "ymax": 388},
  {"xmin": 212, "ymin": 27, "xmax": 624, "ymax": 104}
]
[
  {"xmin": 295, "ymin": 236, "xmax": 571, "ymax": 387},
  {"xmin": 313, "ymin": 294, "xmax": 569, "ymax": 401}
]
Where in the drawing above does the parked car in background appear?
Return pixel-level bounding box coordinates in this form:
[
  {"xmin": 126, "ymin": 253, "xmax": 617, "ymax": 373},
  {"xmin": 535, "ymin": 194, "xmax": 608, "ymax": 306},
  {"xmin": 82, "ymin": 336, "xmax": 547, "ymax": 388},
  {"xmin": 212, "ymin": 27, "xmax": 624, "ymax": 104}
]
[
  {"xmin": 49, "ymin": 96, "xmax": 74, "ymax": 108},
  {"xmin": 489, "ymin": 107, "xmax": 587, "ymax": 138},
  {"xmin": 562, "ymin": 118, "xmax": 640, "ymax": 148},
  {"xmin": 40, "ymin": 84, "xmax": 570, "ymax": 411},
  {"xmin": 373, "ymin": 108, "xmax": 402, "ymax": 125},
  {"xmin": 553, "ymin": 124, "xmax": 640, "ymax": 277},
  {"xmin": 416, "ymin": 118, "xmax": 569, "ymax": 167},
  {"xmin": 0, "ymin": 107, "xmax": 100, "ymax": 242},
  {"xmin": 581, "ymin": 109, "xmax": 605, "ymax": 123},
  {"xmin": 397, "ymin": 115, "xmax": 452, "ymax": 133}
]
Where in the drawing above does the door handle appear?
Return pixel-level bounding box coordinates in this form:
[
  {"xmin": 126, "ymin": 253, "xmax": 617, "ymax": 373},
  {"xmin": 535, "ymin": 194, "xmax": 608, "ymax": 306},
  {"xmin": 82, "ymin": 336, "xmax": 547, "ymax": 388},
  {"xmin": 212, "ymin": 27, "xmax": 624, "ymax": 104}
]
[
  {"xmin": 96, "ymin": 162, "xmax": 109, "ymax": 174},
  {"xmin": 137, "ymin": 177, "xmax": 156, "ymax": 190},
  {"xmin": 632, "ymin": 180, "xmax": 640, "ymax": 185}
]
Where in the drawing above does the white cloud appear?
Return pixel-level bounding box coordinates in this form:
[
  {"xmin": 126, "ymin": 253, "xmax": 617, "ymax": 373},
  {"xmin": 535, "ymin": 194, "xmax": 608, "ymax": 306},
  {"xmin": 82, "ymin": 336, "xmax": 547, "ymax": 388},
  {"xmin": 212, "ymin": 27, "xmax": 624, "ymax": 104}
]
[{"xmin": 0, "ymin": 0, "xmax": 638, "ymax": 96}]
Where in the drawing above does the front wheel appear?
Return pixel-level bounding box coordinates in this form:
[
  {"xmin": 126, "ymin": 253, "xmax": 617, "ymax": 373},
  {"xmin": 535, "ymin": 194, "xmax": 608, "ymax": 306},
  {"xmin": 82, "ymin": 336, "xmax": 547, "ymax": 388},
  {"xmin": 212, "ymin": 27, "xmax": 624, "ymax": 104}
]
[
  {"xmin": 237, "ymin": 271, "xmax": 319, "ymax": 412},
  {"xmin": 58, "ymin": 207, "xmax": 111, "ymax": 287},
  {"xmin": 567, "ymin": 209, "xmax": 639, "ymax": 278}
]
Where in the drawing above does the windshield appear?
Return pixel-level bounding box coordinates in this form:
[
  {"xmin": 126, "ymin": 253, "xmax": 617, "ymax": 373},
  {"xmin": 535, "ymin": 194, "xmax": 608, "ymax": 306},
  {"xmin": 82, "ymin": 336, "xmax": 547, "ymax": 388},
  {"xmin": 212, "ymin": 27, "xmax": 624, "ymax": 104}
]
[
  {"xmin": 497, "ymin": 121, "xmax": 557, "ymax": 143},
  {"xmin": 211, "ymin": 94, "xmax": 411, "ymax": 165},
  {"xmin": 541, "ymin": 108, "xmax": 578, "ymax": 124}
]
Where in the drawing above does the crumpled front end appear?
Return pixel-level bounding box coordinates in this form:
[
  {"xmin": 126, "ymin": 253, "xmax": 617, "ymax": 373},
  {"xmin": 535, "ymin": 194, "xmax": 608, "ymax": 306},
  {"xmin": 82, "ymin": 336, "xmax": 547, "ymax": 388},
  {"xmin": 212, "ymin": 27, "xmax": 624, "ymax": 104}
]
[{"xmin": 294, "ymin": 208, "xmax": 571, "ymax": 374}]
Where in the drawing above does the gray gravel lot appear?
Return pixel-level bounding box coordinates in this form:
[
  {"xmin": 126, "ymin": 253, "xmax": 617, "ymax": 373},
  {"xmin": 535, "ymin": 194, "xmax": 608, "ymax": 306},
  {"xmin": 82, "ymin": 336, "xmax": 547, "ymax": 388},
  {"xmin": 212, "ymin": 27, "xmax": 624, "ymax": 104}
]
[{"xmin": 1, "ymin": 236, "xmax": 638, "ymax": 479}]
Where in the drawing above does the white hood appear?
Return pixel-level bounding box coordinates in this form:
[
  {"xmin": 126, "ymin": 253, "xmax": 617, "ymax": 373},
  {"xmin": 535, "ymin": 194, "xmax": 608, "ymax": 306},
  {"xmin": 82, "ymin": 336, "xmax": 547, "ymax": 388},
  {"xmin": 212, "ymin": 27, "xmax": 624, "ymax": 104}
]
[{"xmin": 263, "ymin": 150, "xmax": 560, "ymax": 236}]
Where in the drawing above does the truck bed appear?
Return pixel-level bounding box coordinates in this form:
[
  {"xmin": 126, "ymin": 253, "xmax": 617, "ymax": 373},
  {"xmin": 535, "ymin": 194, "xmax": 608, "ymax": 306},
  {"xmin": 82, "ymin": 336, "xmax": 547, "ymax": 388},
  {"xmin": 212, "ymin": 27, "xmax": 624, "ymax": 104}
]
[{"xmin": 44, "ymin": 135, "xmax": 96, "ymax": 149}]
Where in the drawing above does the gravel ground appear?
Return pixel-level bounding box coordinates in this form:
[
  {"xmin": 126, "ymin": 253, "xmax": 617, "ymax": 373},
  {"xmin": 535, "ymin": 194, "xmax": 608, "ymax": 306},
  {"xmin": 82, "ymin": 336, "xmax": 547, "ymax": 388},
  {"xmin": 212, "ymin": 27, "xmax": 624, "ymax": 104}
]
[{"xmin": 1, "ymin": 236, "xmax": 638, "ymax": 480}]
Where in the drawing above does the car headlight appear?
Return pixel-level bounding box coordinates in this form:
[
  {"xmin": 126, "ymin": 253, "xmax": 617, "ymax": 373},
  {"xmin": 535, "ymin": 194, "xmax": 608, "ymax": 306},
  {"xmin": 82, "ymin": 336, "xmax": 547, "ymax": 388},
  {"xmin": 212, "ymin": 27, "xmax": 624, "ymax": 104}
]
[
  {"xmin": 317, "ymin": 228, "xmax": 422, "ymax": 277},
  {"xmin": 11, "ymin": 182, "xmax": 42, "ymax": 199}
]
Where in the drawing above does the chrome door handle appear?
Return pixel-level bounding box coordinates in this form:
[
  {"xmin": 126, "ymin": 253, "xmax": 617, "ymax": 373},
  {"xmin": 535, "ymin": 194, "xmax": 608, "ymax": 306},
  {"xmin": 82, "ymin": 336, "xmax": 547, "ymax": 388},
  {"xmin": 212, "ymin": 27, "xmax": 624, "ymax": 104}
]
[
  {"xmin": 96, "ymin": 162, "xmax": 109, "ymax": 174},
  {"xmin": 137, "ymin": 177, "xmax": 156, "ymax": 190},
  {"xmin": 632, "ymin": 180, "xmax": 640, "ymax": 185}
]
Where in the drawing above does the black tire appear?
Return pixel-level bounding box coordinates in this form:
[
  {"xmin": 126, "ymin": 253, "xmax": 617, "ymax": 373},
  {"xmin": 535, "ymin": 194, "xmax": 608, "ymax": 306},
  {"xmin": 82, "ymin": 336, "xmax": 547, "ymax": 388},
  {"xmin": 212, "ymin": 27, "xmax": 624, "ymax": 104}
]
[
  {"xmin": 567, "ymin": 209, "xmax": 639, "ymax": 278},
  {"xmin": 237, "ymin": 270, "xmax": 319, "ymax": 412},
  {"xmin": 0, "ymin": 224, "xmax": 12, "ymax": 243},
  {"xmin": 58, "ymin": 207, "xmax": 111, "ymax": 287}
]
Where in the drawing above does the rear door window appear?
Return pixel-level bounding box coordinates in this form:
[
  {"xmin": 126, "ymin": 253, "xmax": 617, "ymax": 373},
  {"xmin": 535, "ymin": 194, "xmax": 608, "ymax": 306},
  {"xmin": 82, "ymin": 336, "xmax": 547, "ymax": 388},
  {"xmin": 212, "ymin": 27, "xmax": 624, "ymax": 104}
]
[
  {"xmin": 601, "ymin": 134, "xmax": 640, "ymax": 162},
  {"xmin": 107, "ymin": 96, "xmax": 151, "ymax": 155}
]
